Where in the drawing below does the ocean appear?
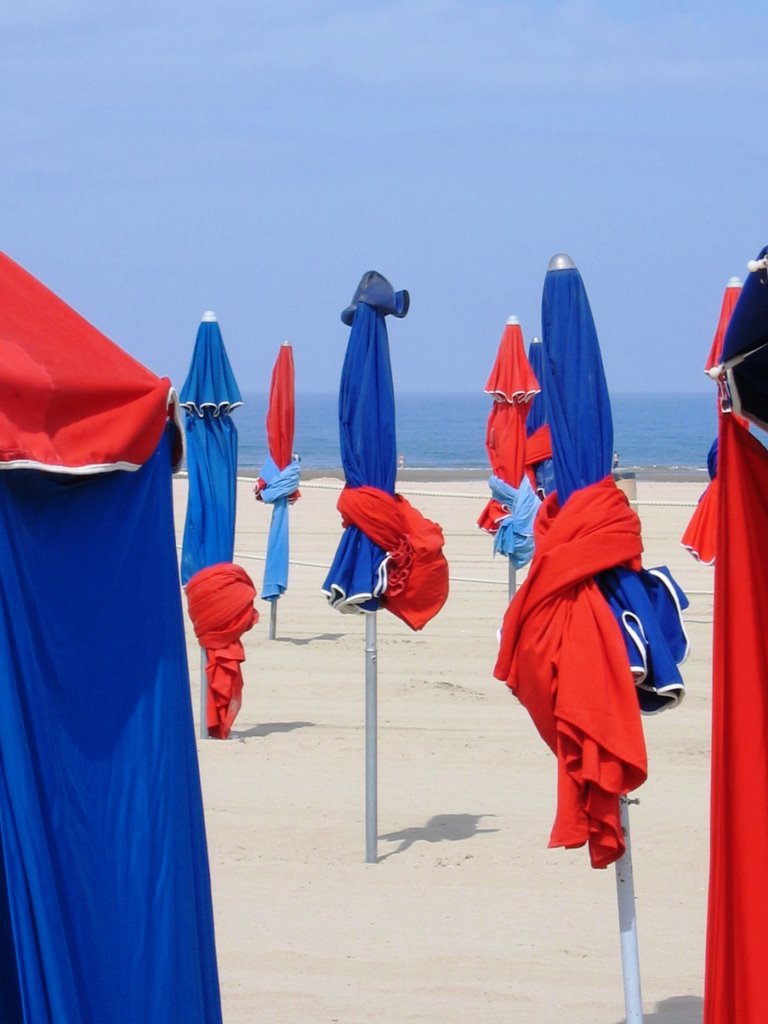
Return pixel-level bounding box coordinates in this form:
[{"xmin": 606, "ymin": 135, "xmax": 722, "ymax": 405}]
[{"xmin": 234, "ymin": 391, "xmax": 722, "ymax": 477}]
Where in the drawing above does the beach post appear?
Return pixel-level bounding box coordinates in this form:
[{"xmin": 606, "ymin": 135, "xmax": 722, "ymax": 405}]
[
  {"xmin": 508, "ymin": 559, "xmax": 516, "ymax": 601},
  {"xmin": 269, "ymin": 600, "xmax": 277, "ymax": 640},
  {"xmin": 365, "ymin": 612, "xmax": 378, "ymax": 863},
  {"xmin": 615, "ymin": 796, "xmax": 643, "ymax": 1022}
]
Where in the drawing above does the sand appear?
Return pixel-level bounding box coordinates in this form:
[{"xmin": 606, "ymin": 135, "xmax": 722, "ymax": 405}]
[{"xmin": 173, "ymin": 476, "xmax": 712, "ymax": 1024}]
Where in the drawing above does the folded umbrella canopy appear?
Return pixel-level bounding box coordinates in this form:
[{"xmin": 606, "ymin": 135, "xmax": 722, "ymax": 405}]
[
  {"xmin": 254, "ymin": 341, "xmax": 301, "ymax": 639},
  {"xmin": 704, "ymin": 248, "xmax": 768, "ymax": 1023},
  {"xmin": 0, "ymin": 252, "xmax": 221, "ymax": 1023},
  {"xmin": 179, "ymin": 311, "xmax": 242, "ymax": 585},
  {"xmin": 525, "ymin": 335, "xmax": 555, "ymax": 496},
  {"xmin": 477, "ymin": 317, "xmax": 541, "ymax": 587},
  {"xmin": 323, "ymin": 271, "xmax": 449, "ymax": 862}
]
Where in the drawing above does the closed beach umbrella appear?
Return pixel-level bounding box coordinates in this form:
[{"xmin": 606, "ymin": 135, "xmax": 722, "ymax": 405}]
[
  {"xmin": 704, "ymin": 248, "xmax": 768, "ymax": 1022},
  {"xmin": 323, "ymin": 271, "xmax": 449, "ymax": 862},
  {"xmin": 476, "ymin": 316, "xmax": 541, "ymax": 597},
  {"xmin": 179, "ymin": 311, "xmax": 245, "ymax": 738},
  {"xmin": 254, "ymin": 341, "xmax": 301, "ymax": 639},
  {"xmin": 495, "ymin": 253, "xmax": 687, "ymax": 1022},
  {"xmin": 179, "ymin": 311, "xmax": 242, "ymax": 583},
  {"xmin": 525, "ymin": 336, "xmax": 555, "ymax": 495}
]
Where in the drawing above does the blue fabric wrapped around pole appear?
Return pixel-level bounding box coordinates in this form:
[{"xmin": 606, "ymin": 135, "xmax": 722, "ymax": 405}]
[
  {"xmin": 258, "ymin": 455, "xmax": 302, "ymax": 600},
  {"xmin": 487, "ymin": 473, "xmax": 540, "ymax": 567},
  {"xmin": 323, "ymin": 273, "xmax": 408, "ymax": 613},
  {"xmin": 541, "ymin": 255, "xmax": 688, "ymax": 709},
  {"xmin": 0, "ymin": 426, "xmax": 222, "ymax": 1023},
  {"xmin": 180, "ymin": 315, "xmax": 242, "ymax": 585}
]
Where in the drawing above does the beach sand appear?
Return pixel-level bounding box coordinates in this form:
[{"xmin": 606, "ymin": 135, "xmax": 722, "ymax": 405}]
[{"xmin": 173, "ymin": 476, "xmax": 712, "ymax": 1024}]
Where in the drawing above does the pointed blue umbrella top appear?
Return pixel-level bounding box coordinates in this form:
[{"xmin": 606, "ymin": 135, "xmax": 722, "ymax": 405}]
[
  {"xmin": 179, "ymin": 312, "xmax": 243, "ymax": 416},
  {"xmin": 540, "ymin": 254, "xmax": 613, "ymax": 505},
  {"xmin": 526, "ymin": 336, "xmax": 546, "ymax": 436}
]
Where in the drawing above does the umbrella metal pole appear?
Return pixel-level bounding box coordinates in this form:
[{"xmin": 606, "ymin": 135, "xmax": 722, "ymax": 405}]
[
  {"xmin": 200, "ymin": 648, "xmax": 209, "ymax": 740},
  {"xmin": 508, "ymin": 558, "xmax": 516, "ymax": 602},
  {"xmin": 269, "ymin": 600, "xmax": 277, "ymax": 640},
  {"xmin": 615, "ymin": 796, "xmax": 643, "ymax": 1023},
  {"xmin": 365, "ymin": 612, "xmax": 378, "ymax": 864}
]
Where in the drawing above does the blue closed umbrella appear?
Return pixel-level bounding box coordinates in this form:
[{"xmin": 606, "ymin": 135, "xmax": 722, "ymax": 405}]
[
  {"xmin": 179, "ymin": 311, "xmax": 242, "ymax": 586},
  {"xmin": 323, "ymin": 270, "xmax": 409, "ymax": 865},
  {"xmin": 526, "ymin": 335, "xmax": 555, "ymax": 496},
  {"xmin": 323, "ymin": 271, "xmax": 408, "ymax": 613}
]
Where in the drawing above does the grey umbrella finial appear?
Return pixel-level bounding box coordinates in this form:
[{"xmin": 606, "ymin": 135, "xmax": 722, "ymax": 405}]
[
  {"xmin": 202, "ymin": 310, "xmax": 217, "ymax": 322},
  {"xmin": 506, "ymin": 315, "xmax": 519, "ymax": 325},
  {"xmin": 547, "ymin": 253, "xmax": 576, "ymax": 272},
  {"xmin": 727, "ymin": 276, "xmax": 742, "ymax": 288},
  {"xmin": 530, "ymin": 335, "xmax": 542, "ymax": 344}
]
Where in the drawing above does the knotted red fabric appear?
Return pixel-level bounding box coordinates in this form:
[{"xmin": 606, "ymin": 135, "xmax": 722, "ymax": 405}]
[
  {"xmin": 494, "ymin": 476, "xmax": 647, "ymax": 868},
  {"xmin": 525, "ymin": 424, "xmax": 553, "ymax": 477},
  {"xmin": 337, "ymin": 486, "xmax": 449, "ymax": 630},
  {"xmin": 185, "ymin": 563, "xmax": 259, "ymax": 739}
]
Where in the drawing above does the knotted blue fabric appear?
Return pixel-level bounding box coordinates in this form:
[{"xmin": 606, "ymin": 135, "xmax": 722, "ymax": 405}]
[
  {"xmin": 258, "ymin": 455, "xmax": 301, "ymax": 600},
  {"xmin": 487, "ymin": 473, "xmax": 541, "ymax": 568}
]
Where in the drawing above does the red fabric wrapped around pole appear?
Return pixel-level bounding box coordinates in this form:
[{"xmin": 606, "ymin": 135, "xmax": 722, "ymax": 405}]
[
  {"xmin": 494, "ymin": 477, "xmax": 647, "ymax": 868},
  {"xmin": 704, "ymin": 414, "xmax": 768, "ymax": 1022},
  {"xmin": 186, "ymin": 563, "xmax": 259, "ymax": 739},
  {"xmin": 337, "ymin": 485, "xmax": 449, "ymax": 630}
]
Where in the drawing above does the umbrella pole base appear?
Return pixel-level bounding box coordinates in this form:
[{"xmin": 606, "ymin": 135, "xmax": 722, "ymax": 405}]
[
  {"xmin": 269, "ymin": 600, "xmax": 277, "ymax": 640},
  {"xmin": 365, "ymin": 612, "xmax": 378, "ymax": 864},
  {"xmin": 615, "ymin": 796, "xmax": 643, "ymax": 1022}
]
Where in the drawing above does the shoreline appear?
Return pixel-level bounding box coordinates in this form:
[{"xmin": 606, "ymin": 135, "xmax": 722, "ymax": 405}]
[{"xmin": 231, "ymin": 465, "xmax": 710, "ymax": 484}]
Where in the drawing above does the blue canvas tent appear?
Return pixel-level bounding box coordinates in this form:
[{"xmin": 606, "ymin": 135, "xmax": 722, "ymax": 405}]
[{"xmin": 0, "ymin": 254, "xmax": 222, "ymax": 1022}]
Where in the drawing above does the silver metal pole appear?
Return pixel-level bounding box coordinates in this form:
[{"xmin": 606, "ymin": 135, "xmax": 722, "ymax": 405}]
[
  {"xmin": 269, "ymin": 600, "xmax": 277, "ymax": 640},
  {"xmin": 199, "ymin": 648, "xmax": 209, "ymax": 740},
  {"xmin": 615, "ymin": 796, "xmax": 643, "ymax": 1023},
  {"xmin": 508, "ymin": 558, "xmax": 516, "ymax": 602},
  {"xmin": 365, "ymin": 612, "xmax": 378, "ymax": 863}
]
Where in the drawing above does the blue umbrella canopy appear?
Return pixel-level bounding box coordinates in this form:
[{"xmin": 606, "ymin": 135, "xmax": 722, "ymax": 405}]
[
  {"xmin": 720, "ymin": 245, "xmax": 768, "ymax": 428},
  {"xmin": 526, "ymin": 335, "xmax": 556, "ymax": 496},
  {"xmin": 541, "ymin": 254, "xmax": 687, "ymax": 712},
  {"xmin": 179, "ymin": 312, "xmax": 242, "ymax": 585},
  {"xmin": 323, "ymin": 272, "xmax": 409, "ymax": 612}
]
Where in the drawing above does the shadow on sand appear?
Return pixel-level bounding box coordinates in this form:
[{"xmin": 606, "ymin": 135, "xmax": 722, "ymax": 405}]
[
  {"xmin": 378, "ymin": 813, "xmax": 499, "ymax": 860},
  {"xmin": 614, "ymin": 995, "xmax": 703, "ymax": 1024},
  {"xmin": 274, "ymin": 633, "xmax": 345, "ymax": 646},
  {"xmin": 229, "ymin": 721, "xmax": 315, "ymax": 739}
]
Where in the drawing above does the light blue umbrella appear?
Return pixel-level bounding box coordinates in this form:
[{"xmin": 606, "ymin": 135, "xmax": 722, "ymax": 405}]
[{"xmin": 179, "ymin": 310, "xmax": 242, "ymax": 737}]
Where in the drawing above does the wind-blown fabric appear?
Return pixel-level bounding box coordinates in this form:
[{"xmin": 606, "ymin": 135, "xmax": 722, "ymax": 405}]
[
  {"xmin": 476, "ymin": 473, "xmax": 540, "ymax": 567},
  {"xmin": 0, "ymin": 251, "xmax": 179, "ymax": 473},
  {"xmin": 0, "ymin": 426, "xmax": 222, "ymax": 1023},
  {"xmin": 179, "ymin": 316, "xmax": 241, "ymax": 586},
  {"xmin": 705, "ymin": 413, "xmax": 768, "ymax": 1023},
  {"xmin": 494, "ymin": 477, "xmax": 648, "ymax": 869},
  {"xmin": 333, "ymin": 485, "xmax": 449, "ymax": 630},
  {"xmin": 186, "ymin": 563, "xmax": 259, "ymax": 740}
]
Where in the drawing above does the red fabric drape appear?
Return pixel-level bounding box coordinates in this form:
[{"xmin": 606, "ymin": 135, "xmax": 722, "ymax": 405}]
[
  {"xmin": 266, "ymin": 343, "xmax": 295, "ymax": 471},
  {"xmin": 681, "ymin": 478, "xmax": 718, "ymax": 566},
  {"xmin": 338, "ymin": 486, "xmax": 449, "ymax": 630},
  {"xmin": 525, "ymin": 424, "xmax": 553, "ymax": 471},
  {"xmin": 493, "ymin": 477, "xmax": 647, "ymax": 868},
  {"xmin": 704, "ymin": 414, "xmax": 768, "ymax": 1022},
  {"xmin": 186, "ymin": 563, "xmax": 259, "ymax": 739}
]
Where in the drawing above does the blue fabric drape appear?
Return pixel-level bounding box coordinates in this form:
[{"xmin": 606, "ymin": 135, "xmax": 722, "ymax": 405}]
[
  {"xmin": 323, "ymin": 276, "xmax": 408, "ymax": 613},
  {"xmin": 526, "ymin": 337, "xmax": 556, "ymax": 495},
  {"xmin": 258, "ymin": 455, "xmax": 301, "ymax": 600},
  {"xmin": 487, "ymin": 473, "xmax": 540, "ymax": 567},
  {"xmin": 180, "ymin": 318, "xmax": 241, "ymax": 585},
  {"xmin": 540, "ymin": 266, "xmax": 613, "ymax": 506},
  {"xmin": 0, "ymin": 427, "xmax": 222, "ymax": 1023},
  {"xmin": 720, "ymin": 245, "xmax": 768, "ymax": 425}
]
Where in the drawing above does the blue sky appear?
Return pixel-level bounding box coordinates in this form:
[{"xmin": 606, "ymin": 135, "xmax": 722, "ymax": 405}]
[{"xmin": 3, "ymin": 2, "xmax": 767, "ymax": 394}]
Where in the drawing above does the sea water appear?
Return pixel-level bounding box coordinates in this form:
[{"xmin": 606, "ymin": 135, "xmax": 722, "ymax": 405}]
[{"xmin": 234, "ymin": 391, "xmax": 722, "ymax": 476}]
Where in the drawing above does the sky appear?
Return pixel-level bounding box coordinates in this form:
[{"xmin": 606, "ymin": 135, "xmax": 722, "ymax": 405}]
[{"xmin": 3, "ymin": 2, "xmax": 768, "ymax": 395}]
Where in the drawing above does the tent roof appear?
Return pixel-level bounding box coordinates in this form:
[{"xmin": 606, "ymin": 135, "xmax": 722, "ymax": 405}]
[{"xmin": 0, "ymin": 252, "xmax": 180, "ymax": 473}]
